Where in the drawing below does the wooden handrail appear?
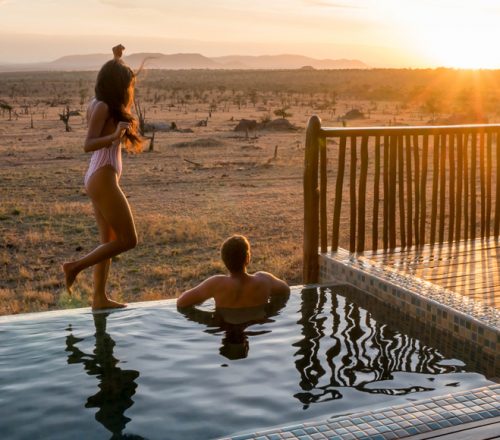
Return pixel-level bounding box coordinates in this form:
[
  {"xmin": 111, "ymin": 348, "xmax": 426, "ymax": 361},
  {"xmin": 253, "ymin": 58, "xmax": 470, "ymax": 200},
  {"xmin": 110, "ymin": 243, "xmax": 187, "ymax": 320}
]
[{"xmin": 303, "ymin": 116, "xmax": 500, "ymax": 283}]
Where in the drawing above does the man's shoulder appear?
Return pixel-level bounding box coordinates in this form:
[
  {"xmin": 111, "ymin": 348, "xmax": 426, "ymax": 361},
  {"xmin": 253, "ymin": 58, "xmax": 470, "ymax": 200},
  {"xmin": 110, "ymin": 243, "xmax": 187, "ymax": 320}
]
[
  {"xmin": 206, "ymin": 274, "xmax": 231, "ymax": 285},
  {"xmin": 252, "ymin": 271, "xmax": 275, "ymax": 281}
]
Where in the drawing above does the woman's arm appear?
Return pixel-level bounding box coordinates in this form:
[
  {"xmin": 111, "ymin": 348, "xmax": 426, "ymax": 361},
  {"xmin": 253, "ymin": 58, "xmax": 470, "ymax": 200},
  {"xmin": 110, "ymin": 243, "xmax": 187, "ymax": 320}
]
[{"xmin": 83, "ymin": 101, "xmax": 129, "ymax": 153}]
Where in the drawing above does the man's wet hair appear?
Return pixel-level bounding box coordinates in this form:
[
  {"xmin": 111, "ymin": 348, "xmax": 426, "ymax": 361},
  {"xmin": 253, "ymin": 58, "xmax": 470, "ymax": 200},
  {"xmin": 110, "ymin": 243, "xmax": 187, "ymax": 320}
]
[{"xmin": 221, "ymin": 235, "xmax": 250, "ymax": 273}]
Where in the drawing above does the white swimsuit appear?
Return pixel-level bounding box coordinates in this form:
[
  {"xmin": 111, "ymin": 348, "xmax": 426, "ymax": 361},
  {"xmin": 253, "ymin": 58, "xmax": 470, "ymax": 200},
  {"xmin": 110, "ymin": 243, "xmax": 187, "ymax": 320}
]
[{"xmin": 84, "ymin": 98, "xmax": 122, "ymax": 188}]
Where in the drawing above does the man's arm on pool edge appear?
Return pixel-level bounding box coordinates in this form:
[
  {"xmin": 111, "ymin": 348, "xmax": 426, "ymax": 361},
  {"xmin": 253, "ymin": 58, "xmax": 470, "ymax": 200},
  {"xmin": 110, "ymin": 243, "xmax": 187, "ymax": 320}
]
[{"xmin": 177, "ymin": 277, "xmax": 218, "ymax": 308}]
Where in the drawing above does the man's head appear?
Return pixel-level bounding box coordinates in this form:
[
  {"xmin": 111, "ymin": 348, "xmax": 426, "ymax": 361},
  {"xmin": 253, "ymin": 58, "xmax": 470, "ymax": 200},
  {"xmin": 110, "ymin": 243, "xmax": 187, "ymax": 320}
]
[{"xmin": 221, "ymin": 235, "xmax": 251, "ymax": 274}]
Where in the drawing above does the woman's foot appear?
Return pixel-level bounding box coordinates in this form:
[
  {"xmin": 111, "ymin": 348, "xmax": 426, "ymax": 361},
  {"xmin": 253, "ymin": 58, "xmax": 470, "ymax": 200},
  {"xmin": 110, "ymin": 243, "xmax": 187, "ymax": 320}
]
[
  {"xmin": 92, "ymin": 296, "xmax": 127, "ymax": 311},
  {"xmin": 62, "ymin": 262, "xmax": 78, "ymax": 295}
]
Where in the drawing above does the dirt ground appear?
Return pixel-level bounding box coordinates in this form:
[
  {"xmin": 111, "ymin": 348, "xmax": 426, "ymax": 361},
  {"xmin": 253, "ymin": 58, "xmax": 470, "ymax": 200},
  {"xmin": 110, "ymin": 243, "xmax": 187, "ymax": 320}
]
[{"xmin": 1, "ymin": 69, "xmax": 496, "ymax": 314}]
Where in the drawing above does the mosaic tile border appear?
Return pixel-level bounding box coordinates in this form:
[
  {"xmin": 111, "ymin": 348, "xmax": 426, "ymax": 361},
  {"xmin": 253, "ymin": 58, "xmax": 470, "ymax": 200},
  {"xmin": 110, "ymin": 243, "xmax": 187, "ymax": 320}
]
[
  {"xmin": 318, "ymin": 248, "xmax": 499, "ymax": 359},
  {"xmin": 222, "ymin": 384, "xmax": 500, "ymax": 440}
]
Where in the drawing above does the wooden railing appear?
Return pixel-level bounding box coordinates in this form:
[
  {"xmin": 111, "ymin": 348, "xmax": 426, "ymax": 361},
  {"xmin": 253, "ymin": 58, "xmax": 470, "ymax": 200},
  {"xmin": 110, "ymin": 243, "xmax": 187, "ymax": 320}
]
[{"xmin": 303, "ymin": 115, "xmax": 500, "ymax": 283}]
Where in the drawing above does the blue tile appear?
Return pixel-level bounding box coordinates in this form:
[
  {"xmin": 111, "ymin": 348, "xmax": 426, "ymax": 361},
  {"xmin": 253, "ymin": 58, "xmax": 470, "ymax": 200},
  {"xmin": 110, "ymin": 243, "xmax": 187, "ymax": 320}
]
[
  {"xmin": 304, "ymin": 427, "xmax": 318, "ymax": 434},
  {"xmin": 406, "ymin": 427, "xmax": 419, "ymax": 435},
  {"xmin": 449, "ymin": 417, "xmax": 462, "ymax": 426},
  {"xmin": 469, "ymin": 413, "xmax": 482, "ymax": 421},
  {"xmin": 428, "ymin": 422, "xmax": 440, "ymax": 430},
  {"xmin": 438, "ymin": 420, "xmax": 452, "ymax": 428},
  {"xmin": 291, "ymin": 429, "xmax": 307, "ymax": 436},
  {"xmin": 478, "ymin": 410, "xmax": 493, "ymax": 419},
  {"xmin": 268, "ymin": 435, "xmax": 281, "ymax": 440}
]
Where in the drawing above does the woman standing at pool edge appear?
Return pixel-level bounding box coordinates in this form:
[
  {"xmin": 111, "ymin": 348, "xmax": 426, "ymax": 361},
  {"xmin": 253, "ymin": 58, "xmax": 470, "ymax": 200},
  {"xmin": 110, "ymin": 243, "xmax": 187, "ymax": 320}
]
[{"xmin": 63, "ymin": 45, "xmax": 142, "ymax": 310}]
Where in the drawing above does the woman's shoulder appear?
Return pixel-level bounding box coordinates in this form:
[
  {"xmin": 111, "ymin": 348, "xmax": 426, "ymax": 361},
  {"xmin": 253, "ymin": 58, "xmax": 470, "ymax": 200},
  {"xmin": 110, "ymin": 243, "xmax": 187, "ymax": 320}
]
[
  {"xmin": 89, "ymin": 97, "xmax": 109, "ymax": 111},
  {"xmin": 87, "ymin": 98, "xmax": 110, "ymax": 119}
]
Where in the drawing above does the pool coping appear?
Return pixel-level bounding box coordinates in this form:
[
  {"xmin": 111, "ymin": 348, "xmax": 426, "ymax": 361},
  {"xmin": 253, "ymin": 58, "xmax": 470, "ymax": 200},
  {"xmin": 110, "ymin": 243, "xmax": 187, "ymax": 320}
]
[
  {"xmin": 319, "ymin": 248, "xmax": 499, "ymax": 359},
  {"xmin": 0, "ymin": 297, "xmax": 180, "ymax": 323},
  {"xmin": 220, "ymin": 384, "xmax": 500, "ymax": 440}
]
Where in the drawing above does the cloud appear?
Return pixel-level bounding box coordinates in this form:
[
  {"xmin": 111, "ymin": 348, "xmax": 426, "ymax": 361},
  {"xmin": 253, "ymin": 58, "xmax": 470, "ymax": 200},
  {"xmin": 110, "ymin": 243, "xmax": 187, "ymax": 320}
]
[
  {"xmin": 303, "ymin": 0, "xmax": 364, "ymax": 8},
  {"xmin": 99, "ymin": 0, "xmax": 148, "ymax": 8}
]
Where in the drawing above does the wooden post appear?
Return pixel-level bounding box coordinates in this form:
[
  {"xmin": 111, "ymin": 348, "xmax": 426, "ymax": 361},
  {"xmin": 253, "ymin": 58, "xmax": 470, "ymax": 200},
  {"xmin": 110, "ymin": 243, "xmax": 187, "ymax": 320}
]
[
  {"xmin": 357, "ymin": 136, "xmax": 368, "ymax": 252},
  {"xmin": 438, "ymin": 134, "xmax": 447, "ymax": 244},
  {"xmin": 495, "ymin": 132, "xmax": 500, "ymax": 237},
  {"xmin": 320, "ymin": 137, "xmax": 327, "ymax": 253},
  {"xmin": 419, "ymin": 135, "xmax": 429, "ymax": 245},
  {"xmin": 373, "ymin": 136, "xmax": 381, "ymax": 251},
  {"xmin": 331, "ymin": 137, "xmax": 346, "ymax": 251},
  {"xmin": 471, "ymin": 133, "xmax": 477, "ymax": 240},
  {"xmin": 413, "ymin": 135, "xmax": 420, "ymax": 245},
  {"xmin": 430, "ymin": 135, "xmax": 440, "ymax": 245},
  {"xmin": 464, "ymin": 134, "xmax": 469, "ymax": 241},
  {"xmin": 405, "ymin": 135, "xmax": 413, "ymax": 247},
  {"xmin": 455, "ymin": 134, "xmax": 463, "ymax": 241},
  {"xmin": 479, "ymin": 132, "xmax": 486, "ymax": 238},
  {"xmin": 350, "ymin": 136, "xmax": 357, "ymax": 253},
  {"xmin": 486, "ymin": 132, "xmax": 492, "ymax": 237},
  {"xmin": 389, "ymin": 135, "xmax": 397, "ymax": 249},
  {"xmin": 303, "ymin": 115, "xmax": 321, "ymax": 283},
  {"xmin": 383, "ymin": 135, "xmax": 389, "ymax": 250},
  {"xmin": 398, "ymin": 136, "xmax": 406, "ymax": 248},
  {"xmin": 448, "ymin": 134, "xmax": 455, "ymax": 243}
]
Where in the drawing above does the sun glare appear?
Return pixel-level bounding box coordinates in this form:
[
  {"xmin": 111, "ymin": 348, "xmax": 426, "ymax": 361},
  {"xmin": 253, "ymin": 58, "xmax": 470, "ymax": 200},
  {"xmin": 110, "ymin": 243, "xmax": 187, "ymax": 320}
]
[
  {"xmin": 392, "ymin": 2, "xmax": 500, "ymax": 69},
  {"xmin": 424, "ymin": 26, "xmax": 496, "ymax": 69}
]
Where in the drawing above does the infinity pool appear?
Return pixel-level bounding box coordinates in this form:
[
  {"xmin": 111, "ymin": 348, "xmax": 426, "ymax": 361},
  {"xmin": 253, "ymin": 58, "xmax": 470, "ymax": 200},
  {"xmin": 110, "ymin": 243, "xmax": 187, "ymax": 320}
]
[{"xmin": 0, "ymin": 285, "xmax": 495, "ymax": 440}]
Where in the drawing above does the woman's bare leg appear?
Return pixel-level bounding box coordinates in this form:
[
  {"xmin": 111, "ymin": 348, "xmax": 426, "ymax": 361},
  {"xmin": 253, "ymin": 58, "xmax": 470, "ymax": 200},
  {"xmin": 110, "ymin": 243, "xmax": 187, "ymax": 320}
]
[
  {"xmin": 63, "ymin": 166, "xmax": 137, "ymax": 305},
  {"xmin": 91, "ymin": 203, "xmax": 125, "ymax": 309}
]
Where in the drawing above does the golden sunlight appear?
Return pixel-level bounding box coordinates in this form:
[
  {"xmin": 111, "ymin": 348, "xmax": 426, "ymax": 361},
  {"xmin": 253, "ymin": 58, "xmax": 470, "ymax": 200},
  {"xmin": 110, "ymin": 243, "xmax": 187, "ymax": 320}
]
[{"xmin": 392, "ymin": 2, "xmax": 500, "ymax": 69}]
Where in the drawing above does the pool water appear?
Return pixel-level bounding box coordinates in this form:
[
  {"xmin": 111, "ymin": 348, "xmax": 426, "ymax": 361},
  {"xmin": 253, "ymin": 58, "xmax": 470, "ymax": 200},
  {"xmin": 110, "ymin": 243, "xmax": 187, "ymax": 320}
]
[{"xmin": 0, "ymin": 286, "xmax": 495, "ymax": 440}]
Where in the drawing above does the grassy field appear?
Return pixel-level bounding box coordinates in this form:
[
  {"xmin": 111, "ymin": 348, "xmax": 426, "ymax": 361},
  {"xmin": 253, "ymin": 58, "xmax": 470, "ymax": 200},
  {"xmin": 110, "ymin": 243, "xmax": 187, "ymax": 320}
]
[{"xmin": 1, "ymin": 68, "xmax": 499, "ymax": 315}]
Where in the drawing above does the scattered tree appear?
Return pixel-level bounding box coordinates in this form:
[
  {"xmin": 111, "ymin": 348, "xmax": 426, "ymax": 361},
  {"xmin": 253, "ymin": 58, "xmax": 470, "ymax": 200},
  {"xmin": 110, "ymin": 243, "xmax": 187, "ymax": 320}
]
[
  {"xmin": 274, "ymin": 106, "xmax": 292, "ymax": 119},
  {"xmin": 59, "ymin": 106, "xmax": 80, "ymax": 132},
  {"xmin": 0, "ymin": 101, "xmax": 13, "ymax": 120}
]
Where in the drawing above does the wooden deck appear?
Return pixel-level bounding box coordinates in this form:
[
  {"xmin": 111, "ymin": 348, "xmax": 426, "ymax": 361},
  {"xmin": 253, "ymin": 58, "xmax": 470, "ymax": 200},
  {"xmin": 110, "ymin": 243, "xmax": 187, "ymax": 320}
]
[{"xmin": 363, "ymin": 237, "xmax": 500, "ymax": 308}]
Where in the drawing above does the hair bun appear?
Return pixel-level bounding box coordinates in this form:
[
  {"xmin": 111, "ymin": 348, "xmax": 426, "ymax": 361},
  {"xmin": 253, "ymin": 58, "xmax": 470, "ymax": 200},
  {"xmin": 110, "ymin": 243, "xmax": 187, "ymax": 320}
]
[{"xmin": 112, "ymin": 44, "xmax": 125, "ymax": 60}]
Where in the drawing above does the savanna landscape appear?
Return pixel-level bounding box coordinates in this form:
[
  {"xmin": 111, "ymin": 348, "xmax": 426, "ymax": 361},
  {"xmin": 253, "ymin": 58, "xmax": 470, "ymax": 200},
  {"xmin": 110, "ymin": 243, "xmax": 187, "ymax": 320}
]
[{"xmin": 1, "ymin": 67, "xmax": 500, "ymax": 314}]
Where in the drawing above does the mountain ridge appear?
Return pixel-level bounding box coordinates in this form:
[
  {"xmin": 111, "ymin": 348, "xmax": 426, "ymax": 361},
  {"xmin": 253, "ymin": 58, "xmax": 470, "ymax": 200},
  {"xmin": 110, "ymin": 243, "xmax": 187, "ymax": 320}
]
[{"xmin": 0, "ymin": 52, "xmax": 369, "ymax": 72}]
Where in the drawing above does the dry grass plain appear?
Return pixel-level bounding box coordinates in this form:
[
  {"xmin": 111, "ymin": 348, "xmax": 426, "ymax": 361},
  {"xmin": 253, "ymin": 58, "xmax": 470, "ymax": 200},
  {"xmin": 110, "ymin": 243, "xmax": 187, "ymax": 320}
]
[{"xmin": 1, "ymin": 69, "xmax": 499, "ymax": 314}]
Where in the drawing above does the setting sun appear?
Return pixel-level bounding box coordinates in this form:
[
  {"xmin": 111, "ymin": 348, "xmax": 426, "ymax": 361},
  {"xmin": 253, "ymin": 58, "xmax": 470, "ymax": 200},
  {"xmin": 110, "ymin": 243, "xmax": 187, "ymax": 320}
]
[{"xmin": 392, "ymin": 1, "xmax": 500, "ymax": 69}]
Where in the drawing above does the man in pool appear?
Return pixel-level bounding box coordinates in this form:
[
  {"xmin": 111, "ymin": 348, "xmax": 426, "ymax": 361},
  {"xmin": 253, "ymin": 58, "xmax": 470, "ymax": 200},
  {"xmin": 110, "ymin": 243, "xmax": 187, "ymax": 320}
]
[{"xmin": 177, "ymin": 235, "xmax": 290, "ymax": 309}]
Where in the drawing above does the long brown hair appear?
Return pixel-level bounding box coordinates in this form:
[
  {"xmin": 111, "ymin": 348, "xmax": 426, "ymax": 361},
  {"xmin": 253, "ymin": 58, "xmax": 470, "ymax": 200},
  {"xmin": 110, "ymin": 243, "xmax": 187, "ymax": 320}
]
[{"xmin": 95, "ymin": 59, "xmax": 143, "ymax": 153}]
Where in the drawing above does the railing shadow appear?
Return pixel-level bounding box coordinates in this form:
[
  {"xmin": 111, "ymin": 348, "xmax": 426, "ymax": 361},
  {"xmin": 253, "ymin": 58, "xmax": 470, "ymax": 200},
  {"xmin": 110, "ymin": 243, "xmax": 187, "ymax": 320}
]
[{"xmin": 292, "ymin": 286, "xmax": 468, "ymax": 409}]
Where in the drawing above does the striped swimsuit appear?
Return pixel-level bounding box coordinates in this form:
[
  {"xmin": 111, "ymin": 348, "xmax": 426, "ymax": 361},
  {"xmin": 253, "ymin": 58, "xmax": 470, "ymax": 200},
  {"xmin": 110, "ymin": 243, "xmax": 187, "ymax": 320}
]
[{"xmin": 84, "ymin": 98, "xmax": 122, "ymax": 188}]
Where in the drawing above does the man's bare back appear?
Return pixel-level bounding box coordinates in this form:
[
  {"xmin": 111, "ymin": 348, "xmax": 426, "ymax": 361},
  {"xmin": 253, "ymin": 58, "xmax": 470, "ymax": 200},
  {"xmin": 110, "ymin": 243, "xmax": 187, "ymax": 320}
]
[
  {"xmin": 177, "ymin": 236, "xmax": 290, "ymax": 309},
  {"xmin": 177, "ymin": 271, "xmax": 289, "ymax": 308}
]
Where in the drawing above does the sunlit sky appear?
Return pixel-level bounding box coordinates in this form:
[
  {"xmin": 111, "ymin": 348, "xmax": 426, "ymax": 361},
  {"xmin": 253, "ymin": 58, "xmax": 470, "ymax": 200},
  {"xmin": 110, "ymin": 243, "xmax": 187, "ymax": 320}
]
[{"xmin": 1, "ymin": 0, "xmax": 499, "ymax": 68}]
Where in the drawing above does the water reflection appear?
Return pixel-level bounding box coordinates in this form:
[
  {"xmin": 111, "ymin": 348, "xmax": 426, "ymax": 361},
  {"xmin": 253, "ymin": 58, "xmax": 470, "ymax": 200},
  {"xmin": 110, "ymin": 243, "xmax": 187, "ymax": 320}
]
[
  {"xmin": 179, "ymin": 295, "xmax": 289, "ymax": 360},
  {"xmin": 293, "ymin": 287, "xmax": 463, "ymax": 408},
  {"xmin": 65, "ymin": 313, "xmax": 141, "ymax": 439}
]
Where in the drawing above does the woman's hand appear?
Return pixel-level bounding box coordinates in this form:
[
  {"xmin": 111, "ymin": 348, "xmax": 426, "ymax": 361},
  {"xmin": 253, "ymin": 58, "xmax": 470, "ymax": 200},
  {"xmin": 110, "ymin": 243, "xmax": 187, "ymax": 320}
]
[{"xmin": 113, "ymin": 121, "xmax": 130, "ymax": 140}]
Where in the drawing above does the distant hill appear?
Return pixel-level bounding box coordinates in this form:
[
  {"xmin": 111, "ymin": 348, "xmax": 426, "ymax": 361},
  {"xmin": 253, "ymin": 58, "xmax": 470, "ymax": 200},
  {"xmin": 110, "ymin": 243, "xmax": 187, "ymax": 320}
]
[
  {"xmin": 212, "ymin": 54, "xmax": 367, "ymax": 70},
  {"xmin": 0, "ymin": 52, "xmax": 369, "ymax": 72}
]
